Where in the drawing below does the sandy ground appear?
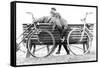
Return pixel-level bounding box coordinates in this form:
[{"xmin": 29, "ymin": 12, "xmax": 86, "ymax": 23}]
[
  {"xmin": 16, "ymin": 43, "xmax": 96, "ymax": 65},
  {"xmin": 17, "ymin": 53, "xmax": 96, "ymax": 65}
]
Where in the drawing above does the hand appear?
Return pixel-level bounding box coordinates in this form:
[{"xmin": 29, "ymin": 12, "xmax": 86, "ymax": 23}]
[{"xmin": 60, "ymin": 37, "xmax": 65, "ymax": 42}]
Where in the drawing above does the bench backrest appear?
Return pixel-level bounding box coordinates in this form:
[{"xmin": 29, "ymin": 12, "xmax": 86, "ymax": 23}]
[{"xmin": 22, "ymin": 23, "xmax": 94, "ymax": 44}]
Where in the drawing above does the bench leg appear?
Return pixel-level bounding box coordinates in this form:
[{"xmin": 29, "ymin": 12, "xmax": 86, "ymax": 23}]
[
  {"xmin": 83, "ymin": 43, "xmax": 86, "ymax": 53},
  {"xmin": 26, "ymin": 43, "xmax": 33, "ymax": 58},
  {"xmin": 86, "ymin": 42, "xmax": 90, "ymax": 54},
  {"xmin": 26, "ymin": 50, "xmax": 31, "ymax": 58},
  {"xmin": 47, "ymin": 45, "xmax": 50, "ymax": 54},
  {"xmin": 33, "ymin": 44, "xmax": 36, "ymax": 55}
]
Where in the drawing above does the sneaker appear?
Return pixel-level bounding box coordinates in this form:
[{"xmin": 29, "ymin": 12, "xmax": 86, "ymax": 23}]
[{"xmin": 67, "ymin": 53, "xmax": 70, "ymax": 55}]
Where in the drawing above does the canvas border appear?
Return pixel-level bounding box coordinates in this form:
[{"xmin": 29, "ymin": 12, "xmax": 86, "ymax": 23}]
[{"xmin": 10, "ymin": 1, "xmax": 16, "ymax": 67}]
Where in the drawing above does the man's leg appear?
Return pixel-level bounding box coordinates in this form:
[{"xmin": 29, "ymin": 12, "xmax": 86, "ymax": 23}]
[
  {"xmin": 56, "ymin": 26, "xmax": 62, "ymax": 54},
  {"xmin": 62, "ymin": 29, "xmax": 70, "ymax": 55},
  {"xmin": 63, "ymin": 40, "xmax": 70, "ymax": 55},
  {"xmin": 56, "ymin": 40, "xmax": 62, "ymax": 54}
]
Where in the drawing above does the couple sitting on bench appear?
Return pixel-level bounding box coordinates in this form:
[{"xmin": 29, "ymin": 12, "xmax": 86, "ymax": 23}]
[{"xmin": 35, "ymin": 7, "xmax": 70, "ymax": 55}]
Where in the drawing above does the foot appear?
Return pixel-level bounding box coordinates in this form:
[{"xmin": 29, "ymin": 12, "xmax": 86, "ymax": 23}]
[
  {"xmin": 67, "ymin": 52, "xmax": 70, "ymax": 55},
  {"xmin": 67, "ymin": 53, "xmax": 70, "ymax": 55},
  {"xmin": 56, "ymin": 51, "xmax": 60, "ymax": 54}
]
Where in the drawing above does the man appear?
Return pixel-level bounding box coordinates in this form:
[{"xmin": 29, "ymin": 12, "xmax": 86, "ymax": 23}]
[{"xmin": 50, "ymin": 7, "xmax": 70, "ymax": 55}]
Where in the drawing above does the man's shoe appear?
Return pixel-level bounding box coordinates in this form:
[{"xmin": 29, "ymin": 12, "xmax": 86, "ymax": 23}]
[
  {"xmin": 67, "ymin": 53, "xmax": 70, "ymax": 55},
  {"xmin": 56, "ymin": 51, "xmax": 60, "ymax": 54}
]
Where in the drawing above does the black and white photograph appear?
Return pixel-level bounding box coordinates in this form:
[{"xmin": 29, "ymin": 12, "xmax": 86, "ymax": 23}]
[{"xmin": 11, "ymin": 1, "xmax": 98, "ymax": 67}]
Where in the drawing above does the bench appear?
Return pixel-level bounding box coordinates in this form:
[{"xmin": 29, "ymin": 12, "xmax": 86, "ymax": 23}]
[{"xmin": 23, "ymin": 23, "xmax": 94, "ymax": 45}]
